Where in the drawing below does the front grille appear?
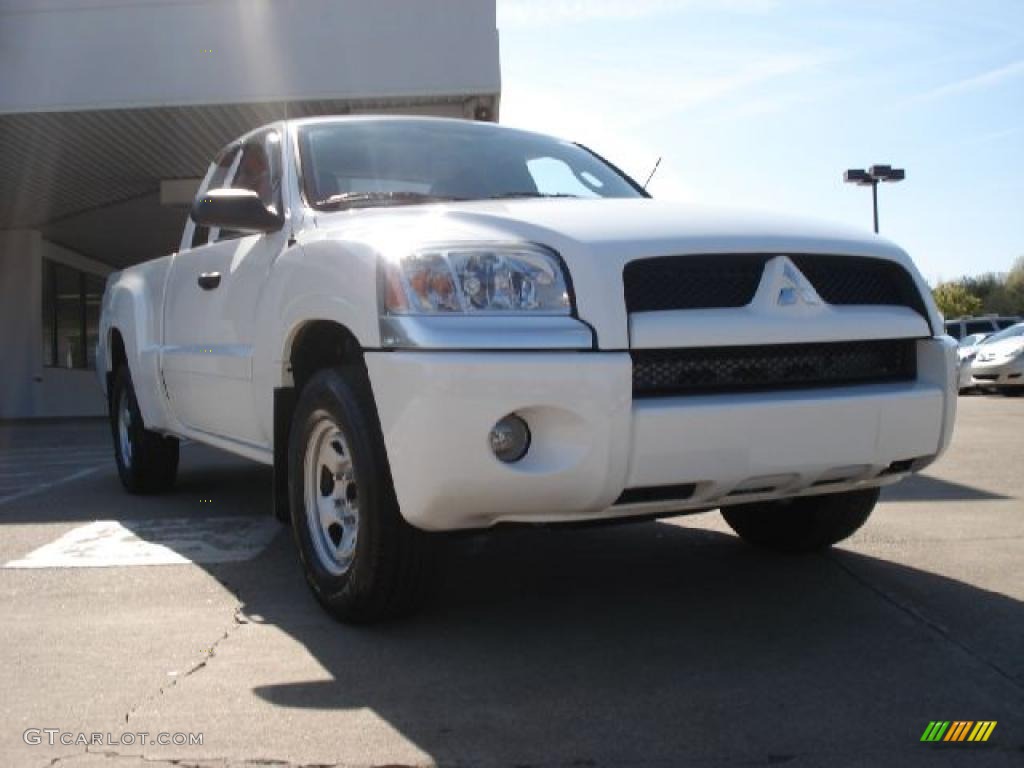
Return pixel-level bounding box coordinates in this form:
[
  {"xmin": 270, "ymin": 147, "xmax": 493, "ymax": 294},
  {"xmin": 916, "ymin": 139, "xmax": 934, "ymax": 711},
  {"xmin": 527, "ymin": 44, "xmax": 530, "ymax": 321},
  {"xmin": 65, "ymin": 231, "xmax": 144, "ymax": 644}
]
[
  {"xmin": 623, "ymin": 254, "xmax": 766, "ymax": 311},
  {"xmin": 632, "ymin": 339, "xmax": 917, "ymax": 397},
  {"xmin": 623, "ymin": 253, "xmax": 927, "ymax": 317},
  {"xmin": 788, "ymin": 255, "xmax": 926, "ymax": 314}
]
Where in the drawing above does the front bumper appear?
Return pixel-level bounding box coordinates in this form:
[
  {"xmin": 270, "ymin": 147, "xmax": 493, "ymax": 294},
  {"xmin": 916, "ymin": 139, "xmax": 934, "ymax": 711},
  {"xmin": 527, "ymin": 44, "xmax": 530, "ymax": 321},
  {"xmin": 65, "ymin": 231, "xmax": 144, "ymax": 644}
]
[
  {"xmin": 365, "ymin": 337, "xmax": 957, "ymax": 531},
  {"xmin": 969, "ymin": 358, "xmax": 1024, "ymax": 388}
]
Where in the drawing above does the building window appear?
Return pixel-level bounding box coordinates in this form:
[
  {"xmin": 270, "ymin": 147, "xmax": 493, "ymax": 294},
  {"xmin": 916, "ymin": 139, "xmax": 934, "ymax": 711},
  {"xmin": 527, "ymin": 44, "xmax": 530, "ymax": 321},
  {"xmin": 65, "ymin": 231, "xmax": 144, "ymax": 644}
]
[{"xmin": 41, "ymin": 260, "xmax": 105, "ymax": 370}]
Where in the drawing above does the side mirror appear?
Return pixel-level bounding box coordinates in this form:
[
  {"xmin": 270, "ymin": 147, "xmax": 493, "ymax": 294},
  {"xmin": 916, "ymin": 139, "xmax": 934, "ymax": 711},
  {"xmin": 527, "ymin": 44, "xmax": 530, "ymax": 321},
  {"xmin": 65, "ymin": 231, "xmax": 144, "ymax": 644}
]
[{"xmin": 190, "ymin": 188, "xmax": 283, "ymax": 233}]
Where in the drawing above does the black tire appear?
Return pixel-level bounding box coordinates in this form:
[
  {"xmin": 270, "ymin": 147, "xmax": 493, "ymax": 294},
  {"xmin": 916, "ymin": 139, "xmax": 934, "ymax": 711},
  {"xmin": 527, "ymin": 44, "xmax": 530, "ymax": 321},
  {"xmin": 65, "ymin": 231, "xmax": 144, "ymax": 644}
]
[
  {"xmin": 721, "ymin": 487, "xmax": 880, "ymax": 554},
  {"xmin": 288, "ymin": 365, "xmax": 434, "ymax": 623},
  {"xmin": 109, "ymin": 365, "xmax": 179, "ymax": 494}
]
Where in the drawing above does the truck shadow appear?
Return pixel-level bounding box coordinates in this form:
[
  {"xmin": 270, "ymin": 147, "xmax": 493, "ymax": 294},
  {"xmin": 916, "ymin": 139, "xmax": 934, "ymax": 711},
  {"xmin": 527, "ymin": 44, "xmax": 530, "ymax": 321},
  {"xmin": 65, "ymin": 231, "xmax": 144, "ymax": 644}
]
[
  {"xmin": 225, "ymin": 517, "xmax": 1024, "ymax": 765},
  {"xmin": 881, "ymin": 474, "xmax": 1010, "ymax": 502}
]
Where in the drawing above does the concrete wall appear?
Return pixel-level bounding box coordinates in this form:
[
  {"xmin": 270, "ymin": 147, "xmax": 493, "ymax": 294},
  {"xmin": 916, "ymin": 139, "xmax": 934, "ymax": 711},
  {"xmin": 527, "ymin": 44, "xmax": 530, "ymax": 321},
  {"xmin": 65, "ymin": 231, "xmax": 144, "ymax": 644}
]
[
  {"xmin": 0, "ymin": 232, "xmax": 110, "ymax": 419},
  {"xmin": 0, "ymin": 0, "xmax": 500, "ymax": 113}
]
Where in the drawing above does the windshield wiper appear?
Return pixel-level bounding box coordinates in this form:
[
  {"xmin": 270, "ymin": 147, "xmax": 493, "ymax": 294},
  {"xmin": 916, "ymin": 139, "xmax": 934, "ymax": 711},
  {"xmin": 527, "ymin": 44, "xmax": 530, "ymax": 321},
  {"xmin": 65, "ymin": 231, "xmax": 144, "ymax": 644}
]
[
  {"xmin": 488, "ymin": 192, "xmax": 581, "ymax": 200},
  {"xmin": 315, "ymin": 191, "xmax": 582, "ymax": 209},
  {"xmin": 314, "ymin": 191, "xmax": 462, "ymax": 210}
]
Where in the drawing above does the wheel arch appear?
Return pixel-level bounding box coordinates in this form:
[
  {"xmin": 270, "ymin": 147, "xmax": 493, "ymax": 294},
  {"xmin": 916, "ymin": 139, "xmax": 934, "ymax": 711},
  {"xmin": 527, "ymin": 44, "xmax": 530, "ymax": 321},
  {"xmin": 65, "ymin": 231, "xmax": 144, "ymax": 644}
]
[
  {"xmin": 101, "ymin": 268, "xmax": 173, "ymax": 431},
  {"xmin": 286, "ymin": 319, "xmax": 366, "ymax": 394},
  {"xmin": 273, "ymin": 318, "xmax": 368, "ymax": 522}
]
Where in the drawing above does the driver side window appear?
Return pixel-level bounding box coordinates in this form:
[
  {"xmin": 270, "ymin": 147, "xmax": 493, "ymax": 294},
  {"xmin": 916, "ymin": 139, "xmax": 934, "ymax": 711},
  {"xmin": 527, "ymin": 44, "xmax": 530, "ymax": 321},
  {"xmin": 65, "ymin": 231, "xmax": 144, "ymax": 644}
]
[
  {"xmin": 190, "ymin": 146, "xmax": 240, "ymax": 248},
  {"xmin": 191, "ymin": 128, "xmax": 283, "ymax": 246},
  {"xmin": 230, "ymin": 131, "xmax": 282, "ymax": 210}
]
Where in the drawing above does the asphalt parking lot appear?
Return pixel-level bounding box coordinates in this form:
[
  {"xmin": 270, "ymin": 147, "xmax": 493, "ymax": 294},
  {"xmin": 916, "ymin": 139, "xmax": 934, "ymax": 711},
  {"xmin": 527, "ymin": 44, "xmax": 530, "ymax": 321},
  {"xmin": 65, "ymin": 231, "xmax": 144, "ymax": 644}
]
[{"xmin": 0, "ymin": 395, "xmax": 1021, "ymax": 768}]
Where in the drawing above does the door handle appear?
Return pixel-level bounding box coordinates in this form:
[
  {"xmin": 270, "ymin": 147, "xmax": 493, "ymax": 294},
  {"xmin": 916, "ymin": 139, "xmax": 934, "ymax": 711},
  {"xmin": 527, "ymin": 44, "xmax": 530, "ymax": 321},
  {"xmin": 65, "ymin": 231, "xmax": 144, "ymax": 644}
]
[{"xmin": 197, "ymin": 272, "xmax": 221, "ymax": 290}]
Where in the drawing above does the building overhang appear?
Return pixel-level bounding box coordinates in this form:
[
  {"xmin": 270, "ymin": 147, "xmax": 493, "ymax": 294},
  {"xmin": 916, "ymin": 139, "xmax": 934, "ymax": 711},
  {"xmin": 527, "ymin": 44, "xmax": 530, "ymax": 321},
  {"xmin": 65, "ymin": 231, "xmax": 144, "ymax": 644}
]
[{"xmin": 0, "ymin": 0, "xmax": 501, "ymax": 266}]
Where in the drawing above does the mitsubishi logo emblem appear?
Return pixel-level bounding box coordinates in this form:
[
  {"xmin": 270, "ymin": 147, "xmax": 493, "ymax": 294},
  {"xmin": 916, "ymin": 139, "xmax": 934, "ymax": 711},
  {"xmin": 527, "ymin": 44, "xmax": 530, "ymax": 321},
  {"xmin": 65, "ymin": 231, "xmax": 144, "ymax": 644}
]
[{"xmin": 777, "ymin": 261, "xmax": 822, "ymax": 307}]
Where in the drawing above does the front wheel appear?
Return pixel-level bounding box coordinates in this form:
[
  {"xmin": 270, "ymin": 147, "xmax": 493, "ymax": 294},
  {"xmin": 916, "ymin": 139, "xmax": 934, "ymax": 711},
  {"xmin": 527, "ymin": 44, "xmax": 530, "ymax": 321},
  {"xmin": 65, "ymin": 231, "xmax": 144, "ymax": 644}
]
[
  {"xmin": 109, "ymin": 366, "xmax": 179, "ymax": 494},
  {"xmin": 288, "ymin": 366, "xmax": 434, "ymax": 623},
  {"xmin": 721, "ymin": 487, "xmax": 880, "ymax": 554}
]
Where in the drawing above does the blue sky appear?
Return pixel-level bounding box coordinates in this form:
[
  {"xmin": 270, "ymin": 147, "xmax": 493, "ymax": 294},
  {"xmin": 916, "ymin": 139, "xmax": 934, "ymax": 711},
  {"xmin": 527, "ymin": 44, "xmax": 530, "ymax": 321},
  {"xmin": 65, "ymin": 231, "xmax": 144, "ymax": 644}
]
[{"xmin": 496, "ymin": 0, "xmax": 1024, "ymax": 284}]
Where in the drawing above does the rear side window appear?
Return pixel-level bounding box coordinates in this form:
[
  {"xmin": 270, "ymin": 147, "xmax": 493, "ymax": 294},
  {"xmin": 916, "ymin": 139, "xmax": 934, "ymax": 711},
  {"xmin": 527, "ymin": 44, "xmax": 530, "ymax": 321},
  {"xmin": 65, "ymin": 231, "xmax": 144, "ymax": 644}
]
[{"xmin": 945, "ymin": 322, "xmax": 962, "ymax": 339}]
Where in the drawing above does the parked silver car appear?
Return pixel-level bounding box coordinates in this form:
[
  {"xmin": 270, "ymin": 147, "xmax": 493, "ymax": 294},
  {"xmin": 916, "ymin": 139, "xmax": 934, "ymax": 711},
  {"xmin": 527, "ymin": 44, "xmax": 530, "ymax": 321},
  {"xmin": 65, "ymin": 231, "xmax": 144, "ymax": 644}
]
[{"xmin": 969, "ymin": 323, "xmax": 1024, "ymax": 394}]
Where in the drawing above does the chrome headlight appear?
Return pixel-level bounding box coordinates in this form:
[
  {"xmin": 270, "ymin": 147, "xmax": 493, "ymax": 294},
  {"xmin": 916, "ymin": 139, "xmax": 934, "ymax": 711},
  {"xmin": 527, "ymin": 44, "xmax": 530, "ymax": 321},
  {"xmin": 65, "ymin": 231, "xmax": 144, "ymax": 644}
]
[{"xmin": 381, "ymin": 244, "xmax": 571, "ymax": 315}]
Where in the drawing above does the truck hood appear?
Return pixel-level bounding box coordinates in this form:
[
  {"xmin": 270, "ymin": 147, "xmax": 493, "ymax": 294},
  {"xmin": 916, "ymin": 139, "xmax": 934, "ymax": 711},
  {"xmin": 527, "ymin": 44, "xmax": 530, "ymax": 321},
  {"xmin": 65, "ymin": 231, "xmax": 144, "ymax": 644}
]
[{"xmin": 312, "ymin": 197, "xmax": 906, "ymax": 261}]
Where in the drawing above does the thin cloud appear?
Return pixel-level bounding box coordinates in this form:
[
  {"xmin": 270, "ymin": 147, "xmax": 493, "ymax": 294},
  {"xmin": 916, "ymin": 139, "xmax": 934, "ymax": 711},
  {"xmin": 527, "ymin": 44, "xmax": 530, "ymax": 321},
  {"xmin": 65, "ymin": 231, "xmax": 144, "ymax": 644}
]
[
  {"xmin": 921, "ymin": 59, "xmax": 1024, "ymax": 101},
  {"xmin": 613, "ymin": 51, "xmax": 829, "ymax": 127},
  {"xmin": 961, "ymin": 125, "xmax": 1024, "ymax": 147},
  {"xmin": 498, "ymin": 0, "xmax": 777, "ymax": 27}
]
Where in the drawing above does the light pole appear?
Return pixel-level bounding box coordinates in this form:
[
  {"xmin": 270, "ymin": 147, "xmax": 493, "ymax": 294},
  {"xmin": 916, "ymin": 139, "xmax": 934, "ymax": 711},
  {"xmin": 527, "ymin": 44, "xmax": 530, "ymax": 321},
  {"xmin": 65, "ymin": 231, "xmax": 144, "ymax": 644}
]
[{"xmin": 843, "ymin": 164, "xmax": 905, "ymax": 233}]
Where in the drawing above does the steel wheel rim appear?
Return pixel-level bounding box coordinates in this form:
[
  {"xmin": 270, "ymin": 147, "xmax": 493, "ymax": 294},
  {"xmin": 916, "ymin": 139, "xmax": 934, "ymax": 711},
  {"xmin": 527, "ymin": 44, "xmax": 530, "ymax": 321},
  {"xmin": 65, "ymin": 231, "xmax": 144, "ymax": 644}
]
[
  {"xmin": 117, "ymin": 390, "xmax": 133, "ymax": 469},
  {"xmin": 303, "ymin": 418, "xmax": 359, "ymax": 576}
]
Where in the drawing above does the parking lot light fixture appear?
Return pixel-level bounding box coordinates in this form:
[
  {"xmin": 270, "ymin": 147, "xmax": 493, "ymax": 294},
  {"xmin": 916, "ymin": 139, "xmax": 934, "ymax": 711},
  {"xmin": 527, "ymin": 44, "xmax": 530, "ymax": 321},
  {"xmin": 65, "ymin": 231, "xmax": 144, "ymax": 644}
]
[{"xmin": 844, "ymin": 165, "xmax": 905, "ymax": 233}]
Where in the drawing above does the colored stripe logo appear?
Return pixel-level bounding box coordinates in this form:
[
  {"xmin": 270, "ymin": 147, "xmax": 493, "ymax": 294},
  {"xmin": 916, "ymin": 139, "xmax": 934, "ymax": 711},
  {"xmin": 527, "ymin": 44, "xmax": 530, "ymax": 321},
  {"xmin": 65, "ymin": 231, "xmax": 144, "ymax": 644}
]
[{"xmin": 921, "ymin": 721, "xmax": 997, "ymax": 742}]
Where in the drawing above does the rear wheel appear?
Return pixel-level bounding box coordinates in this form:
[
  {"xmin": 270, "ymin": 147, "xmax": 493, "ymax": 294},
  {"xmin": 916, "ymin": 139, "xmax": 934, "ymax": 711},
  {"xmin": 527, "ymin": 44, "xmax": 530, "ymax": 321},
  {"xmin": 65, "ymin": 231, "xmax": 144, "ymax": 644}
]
[
  {"xmin": 288, "ymin": 366, "xmax": 434, "ymax": 623},
  {"xmin": 110, "ymin": 366, "xmax": 179, "ymax": 493},
  {"xmin": 721, "ymin": 487, "xmax": 879, "ymax": 554}
]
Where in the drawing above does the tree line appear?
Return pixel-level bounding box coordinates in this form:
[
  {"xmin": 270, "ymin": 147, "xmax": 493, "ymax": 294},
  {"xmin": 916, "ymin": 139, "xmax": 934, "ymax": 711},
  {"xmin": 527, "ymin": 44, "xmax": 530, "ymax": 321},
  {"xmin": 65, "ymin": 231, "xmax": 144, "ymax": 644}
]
[{"xmin": 932, "ymin": 256, "xmax": 1024, "ymax": 319}]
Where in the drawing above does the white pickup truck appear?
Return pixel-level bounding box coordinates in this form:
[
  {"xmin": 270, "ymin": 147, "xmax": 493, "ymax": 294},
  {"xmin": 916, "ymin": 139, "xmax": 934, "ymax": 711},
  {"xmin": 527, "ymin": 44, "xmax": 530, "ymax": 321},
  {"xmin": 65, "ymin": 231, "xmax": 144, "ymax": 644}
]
[{"xmin": 99, "ymin": 116, "xmax": 957, "ymax": 622}]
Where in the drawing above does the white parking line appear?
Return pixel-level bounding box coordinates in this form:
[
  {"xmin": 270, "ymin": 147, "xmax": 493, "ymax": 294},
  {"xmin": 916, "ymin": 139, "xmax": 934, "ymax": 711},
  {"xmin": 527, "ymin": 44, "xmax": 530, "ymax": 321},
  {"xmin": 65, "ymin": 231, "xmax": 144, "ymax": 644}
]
[
  {"xmin": 0, "ymin": 439, "xmax": 193, "ymax": 508},
  {"xmin": 1, "ymin": 446, "xmax": 111, "ymax": 456},
  {"xmin": 5, "ymin": 517, "xmax": 280, "ymax": 568},
  {"xmin": 0, "ymin": 466, "xmax": 106, "ymax": 507},
  {"xmin": 0, "ymin": 457, "xmax": 112, "ymax": 468}
]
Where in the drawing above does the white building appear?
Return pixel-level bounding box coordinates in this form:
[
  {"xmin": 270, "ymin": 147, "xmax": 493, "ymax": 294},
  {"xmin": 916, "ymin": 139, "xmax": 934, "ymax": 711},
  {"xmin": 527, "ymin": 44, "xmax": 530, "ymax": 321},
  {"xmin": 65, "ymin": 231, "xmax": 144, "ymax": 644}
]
[{"xmin": 0, "ymin": 0, "xmax": 500, "ymax": 419}]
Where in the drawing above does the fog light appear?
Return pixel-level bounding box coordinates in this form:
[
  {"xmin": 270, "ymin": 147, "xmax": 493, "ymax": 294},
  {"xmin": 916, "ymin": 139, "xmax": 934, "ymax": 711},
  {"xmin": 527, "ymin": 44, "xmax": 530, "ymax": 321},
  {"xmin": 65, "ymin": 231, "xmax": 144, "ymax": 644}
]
[{"xmin": 489, "ymin": 414, "xmax": 531, "ymax": 463}]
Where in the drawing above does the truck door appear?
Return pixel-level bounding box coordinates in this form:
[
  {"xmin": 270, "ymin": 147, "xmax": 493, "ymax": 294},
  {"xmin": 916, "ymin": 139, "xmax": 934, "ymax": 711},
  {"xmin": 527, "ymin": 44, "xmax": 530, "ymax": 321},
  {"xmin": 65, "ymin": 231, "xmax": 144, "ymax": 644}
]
[{"xmin": 162, "ymin": 127, "xmax": 286, "ymax": 448}]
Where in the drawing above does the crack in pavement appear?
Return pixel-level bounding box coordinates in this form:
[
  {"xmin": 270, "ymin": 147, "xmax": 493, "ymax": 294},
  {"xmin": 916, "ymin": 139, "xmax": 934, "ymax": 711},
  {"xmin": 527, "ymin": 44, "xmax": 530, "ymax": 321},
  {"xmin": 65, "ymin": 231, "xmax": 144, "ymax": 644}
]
[
  {"xmin": 50, "ymin": 750, "xmax": 364, "ymax": 766},
  {"xmin": 29, "ymin": 583, "xmax": 254, "ymax": 768},
  {"xmin": 824, "ymin": 551, "xmax": 1024, "ymax": 694},
  {"xmin": 120, "ymin": 579, "xmax": 250, "ymax": 727}
]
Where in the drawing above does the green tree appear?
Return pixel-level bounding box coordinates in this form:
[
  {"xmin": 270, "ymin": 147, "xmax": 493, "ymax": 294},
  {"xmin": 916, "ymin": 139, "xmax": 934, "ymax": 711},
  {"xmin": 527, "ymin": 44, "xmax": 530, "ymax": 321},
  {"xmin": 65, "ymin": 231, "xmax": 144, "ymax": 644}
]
[
  {"xmin": 961, "ymin": 273, "xmax": 1002, "ymax": 308},
  {"xmin": 1006, "ymin": 255, "xmax": 1024, "ymax": 308},
  {"xmin": 933, "ymin": 282, "xmax": 983, "ymax": 318},
  {"xmin": 1007, "ymin": 259, "xmax": 1024, "ymax": 294}
]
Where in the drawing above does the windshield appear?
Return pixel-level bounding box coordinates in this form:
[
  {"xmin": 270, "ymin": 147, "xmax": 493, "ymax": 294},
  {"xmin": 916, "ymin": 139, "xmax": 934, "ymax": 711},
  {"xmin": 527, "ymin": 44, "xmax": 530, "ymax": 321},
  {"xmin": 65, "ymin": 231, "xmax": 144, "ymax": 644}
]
[
  {"xmin": 958, "ymin": 333, "xmax": 987, "ymax": 347},
  {"xmin": 297, "ymin": 119, "xmax": 645, "ymax": 210},
  {"xmin": 980, "ymin": 322, "xmax": 1024, "ymax": 344}
]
